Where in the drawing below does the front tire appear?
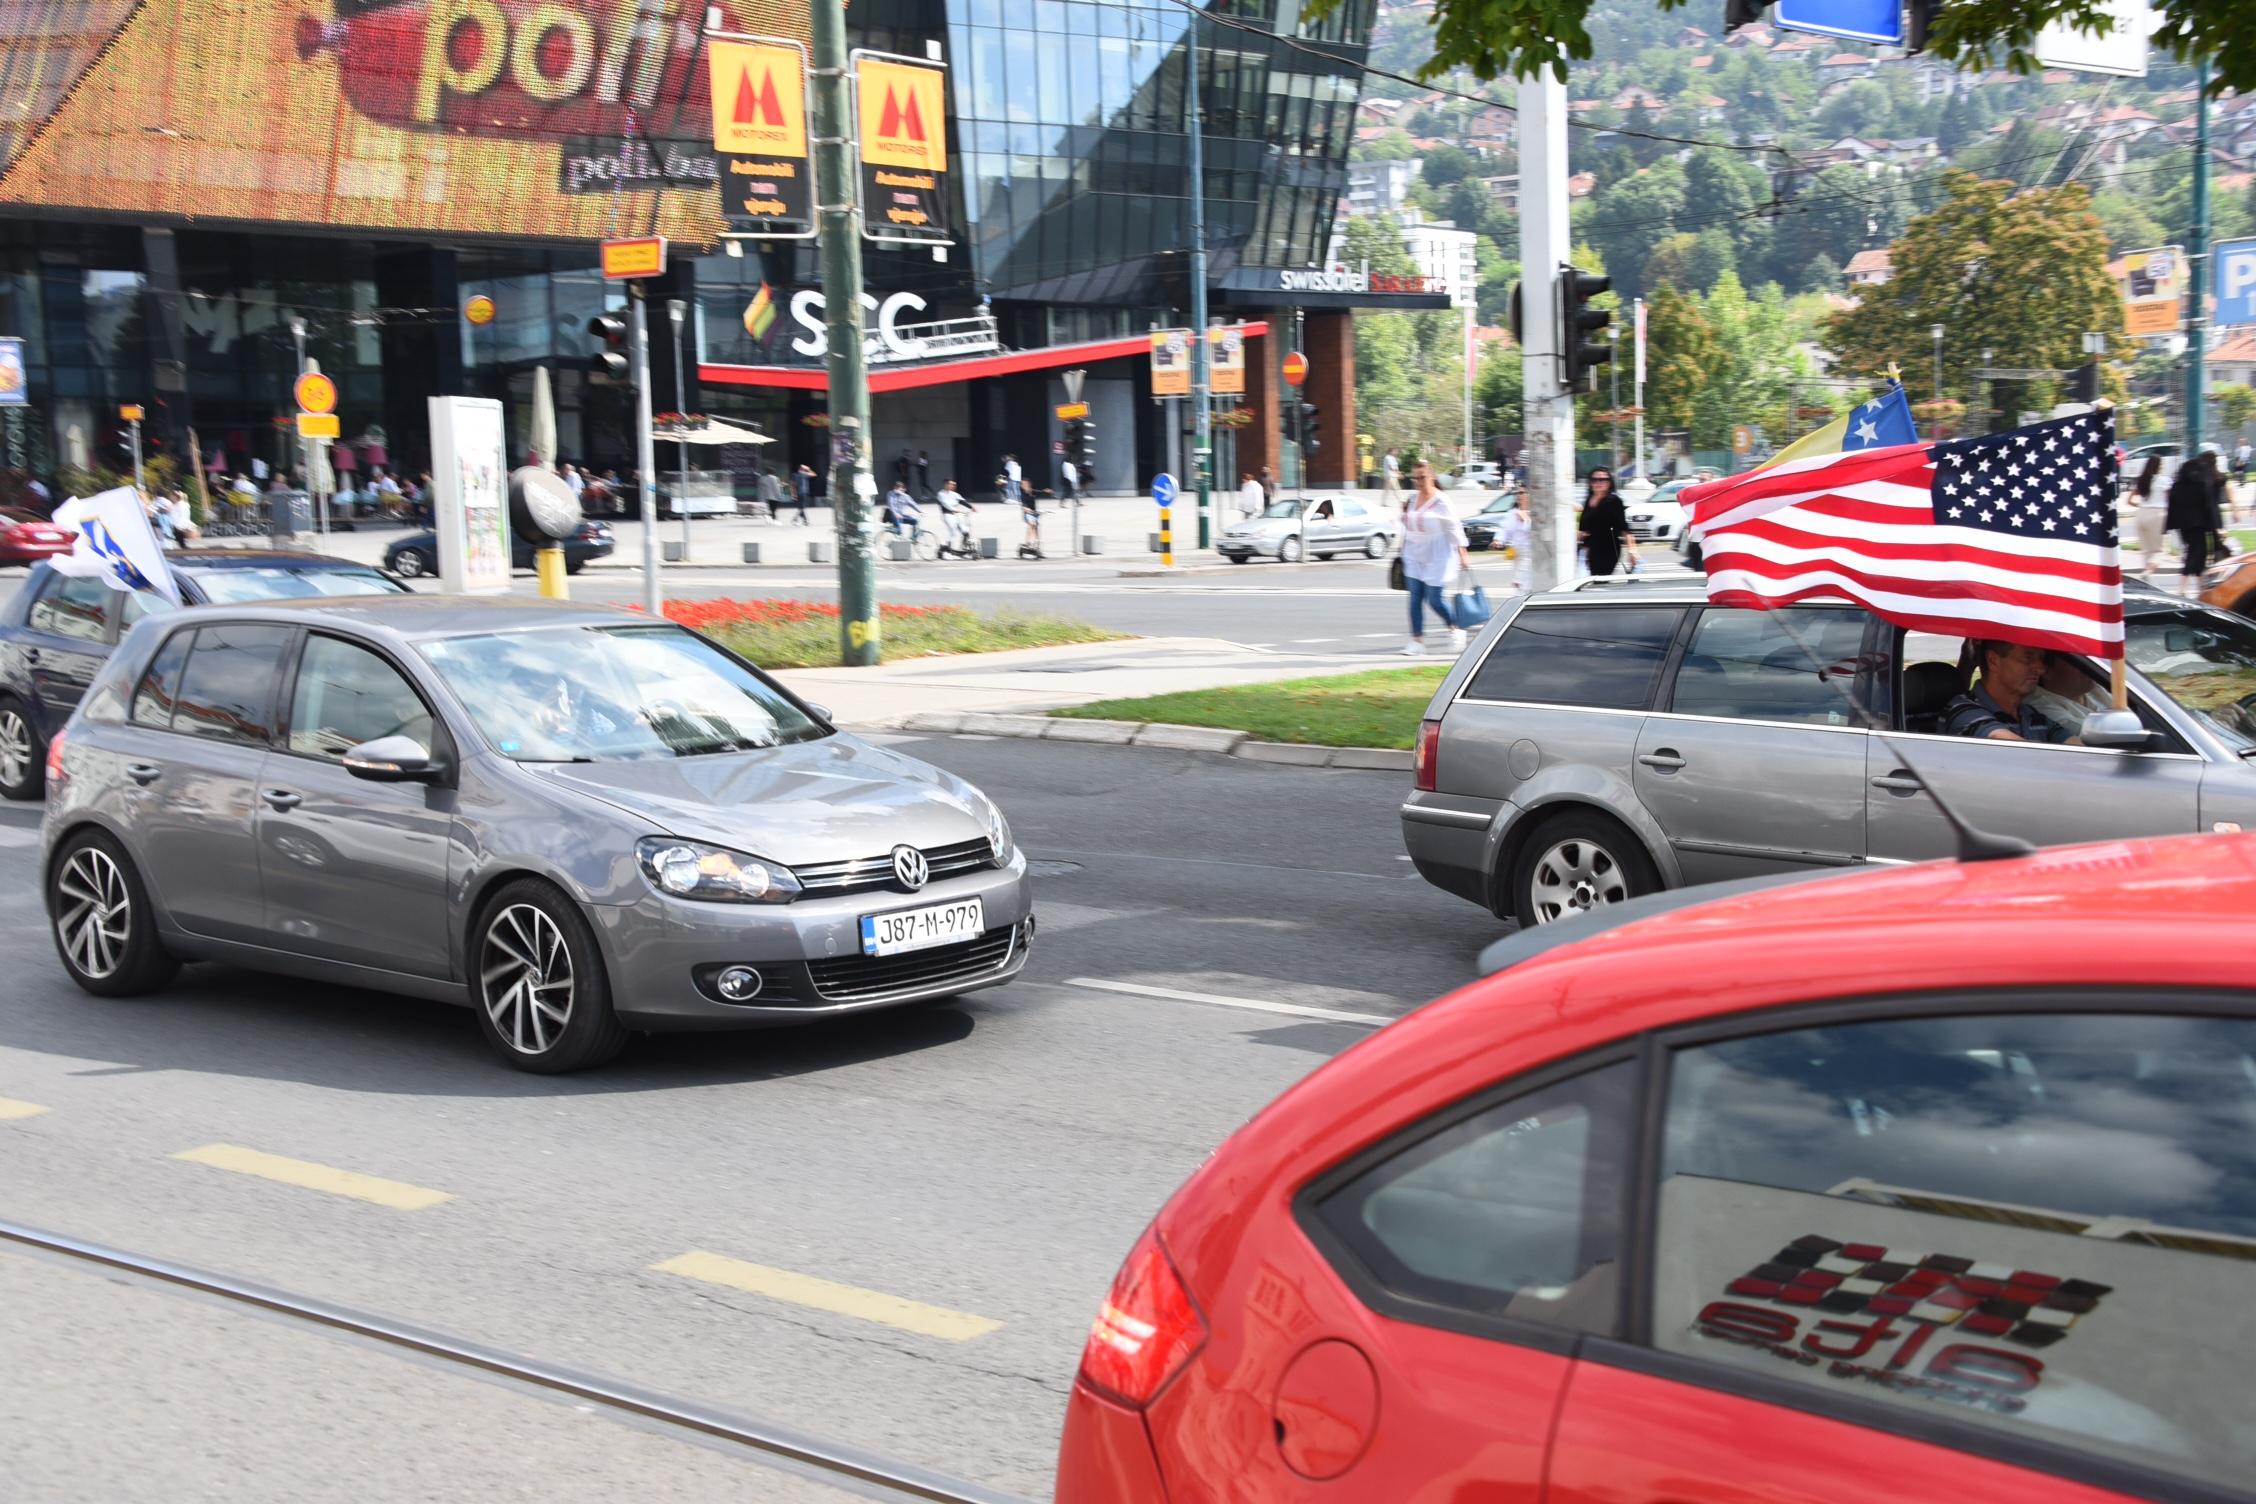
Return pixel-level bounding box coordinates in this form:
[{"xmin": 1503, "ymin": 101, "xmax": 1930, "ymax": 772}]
[
  {"xmin": 1364, "ymin": 533, "xmax": 1387, "ymax": 559},
  {"xmin": 1509, "ymin": 811, "xmax": 1658, "ymax": 926},
  {"xmin": 471, "ymin": 880, "xmax": 627, "ymax": 1073},
  {"xmin": 0, "ymin": 698, "xmax": 44, "ymax": 800},
  {"xmin": 1279, "ymin": 536, "xmax": 1303, "ymax": 564},
  {"xmin": 48, "ymin": 830, "xmax": 177, "ymax": 996},
  {"xmin": 391, "ymin": 547, "xmax": 432, "ymax": 579}
]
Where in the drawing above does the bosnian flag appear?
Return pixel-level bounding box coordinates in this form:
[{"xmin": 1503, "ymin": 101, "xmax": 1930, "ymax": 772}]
[
  {"xmin": 49, "ymin": 486, "xmax": 182, "ymax": 606},
  {"xmin": 1683, "ymin": 409, "xmax": 2123, "ymax": 659}
]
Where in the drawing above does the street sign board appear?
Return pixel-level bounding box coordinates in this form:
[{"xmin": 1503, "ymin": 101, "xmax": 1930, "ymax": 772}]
[
  {"xmin": 1152, "ymin": 472, "xmax": 1176, "ymax": 507},
  {"xmin": 2036, "ymin": 0, "xmax": 2153, "ymax": 76},
  {"xmin": 0, "ymin": 338, "xmax": 25, "ymax": 408},
  {"xmin": 853, "ymin": 51, "xmax": 953, "ymax": 246},
  {"xmin": 2217, "ymin": 238, "xmax": 2256, "ymax": 329},
  {"xmin": 601, "ymin": 237, "xmax": 667, "ymax": 281},
  {"xmin": 1208, "ymin": 326, "xmax": 1245, "ymax": 397},
  {"xmin": 1732, "ymin": 424, "xmax": 1755, "ymax": 456},
  {"xmin": 1055, "ymin": 401, "xmax": 1089, "ymax": 420},
  {"xmin": 1774, "ymin": 0, "xmax": 1903, "ymax": 45},
  {"xmin": 2119, "ymin": 246, "xmax": 2182, "ymax": 336},
  {"xmin": 1150, "ymin": 330, "xmax": 1192, "ymax": 397},
  {"xmin": 118, "ymin": 403, "xmax": 145, "ymax": 422},
  {"xmin": 708, "ymin": 36, "xmax": 814, "ymax": 238},
  {"xmin": 296, "ymin": 412, "xmax": 340, "ymax": 439},
  {"xmin": 293, "ymin": 371, "xmax": 337, "ymax": 414},
  {"xmin": 1282, "ymin": 350, "xmax": 1308, "ymax": 387}
]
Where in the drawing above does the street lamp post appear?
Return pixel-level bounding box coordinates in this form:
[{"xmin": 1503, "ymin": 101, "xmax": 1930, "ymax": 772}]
[
  {"xmin": 1930, "ymin": 323, "xmax": 1945, "ymax": 403},
  {"xmin": 668, "ymin": 298, "xmax": 690, "ymax": 555}
]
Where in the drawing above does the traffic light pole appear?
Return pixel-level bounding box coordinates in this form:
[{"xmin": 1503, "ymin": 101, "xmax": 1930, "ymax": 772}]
[
  {"xmin": 2187, "ymin": 58, "xmax": 2210, "ymax": 452},
  {"xmin": 630, "ymin": 284, "xmax": 662, "ymax": 616},
  {"xmin": 1186, "ymin": 6, "xmax": 1212, "ymax": 551},
  {"xmin": 814, "ymin": 0, "xmax": 877, "ymax": 664},
  {"xmin": 1518, "ymin": 74, "xmax": 1575, "ymax": 589}
]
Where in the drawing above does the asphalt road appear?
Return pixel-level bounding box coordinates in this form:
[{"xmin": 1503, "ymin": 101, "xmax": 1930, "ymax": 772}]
[{"xmin": 0, "ymin": 734, "xmax": 1498, "ymax": 1498}]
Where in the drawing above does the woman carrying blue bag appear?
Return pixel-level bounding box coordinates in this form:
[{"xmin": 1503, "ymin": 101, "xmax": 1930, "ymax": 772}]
[{"xmin": 1399, "ymin": 460, "xmax": 1474, "ymax": 657}]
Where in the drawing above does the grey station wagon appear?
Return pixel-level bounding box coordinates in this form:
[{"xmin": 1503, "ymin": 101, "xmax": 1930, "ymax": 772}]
[{"xmin": 1403, "ymin": 578, "xmax": 2256, "ymax": 925}]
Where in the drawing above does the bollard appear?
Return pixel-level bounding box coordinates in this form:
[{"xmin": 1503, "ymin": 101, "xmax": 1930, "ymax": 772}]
[
  {"xmin": 535, "ymin": 544, "xmax": 569, "ymax": 599},
  {"xmin": 886, "ymin": 537, "xmax": 913, "ymax": 561},
  {"xmin": 1160, "ymin": 505, "xmax": 1173, "ymax": 567},
  {"xmin": 740, "ymin": 541, "xmax": 762, "ymax": 564},
  {"xmin": 1080, "ymin": 535, "xmax": 1104, "ymax": 555},
  {"xmin": 663, "ymin": 541, "xmax": 686, "ymax": 563},
  {"xmin": 810, "ymin": 540, "xmax": 833, "ymax": 563},
  {"xmin": 978, "ymin": 536, "xmax": 1000, "ymax": 558}
]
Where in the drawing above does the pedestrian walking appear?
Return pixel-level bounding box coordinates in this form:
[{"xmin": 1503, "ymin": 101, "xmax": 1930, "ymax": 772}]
[
  {"xmin": 757, "ymin": 463, "xmax": 785, "ymax": 520},
  {"xmin": 1399, "ymin": 461, "xmax": 1471, "ymax": 657},
  {"xmin": 2166, "ymin": 451, "xmax": 2228, "ymax": 597},
  {"xmin": 2132, "ymin": 453, "xmax": 2168, "ymax": 565},
  {"xmin": 1258, "ymin": 465, "xmax": 1275, "ymax": 504},
  {"xmin": 915, "ymin": 449, "xmax": 932, "ymax": 499},
  {"xmin": 1237, "ymin": 470, "xmax": 1264, "ymax": 520},
  {"xmin": 792, "ymin": 462, "xmax": 815, "ymax": 524},
  {"xmin": 1381, "ymin": 447, "xmax": 1402, "ymax": 504},
  {"xmin": 1060, "ymin": 455, "xmax": 1079, "ymax": 502},
  {"xmin": 895, "ymin": 448, "xmax": 913, "ymax": 491},
  {"xmin": 1577, "ymin": 466, "xmax": 1635, "ymax": 578},
  {"xmin": 1497, "ymin": 491, "xmax": 1532, "ymax": 592},
  {"xmin": 1003, "ymin": 453, "xmax": 1023, "ymax": 506}
]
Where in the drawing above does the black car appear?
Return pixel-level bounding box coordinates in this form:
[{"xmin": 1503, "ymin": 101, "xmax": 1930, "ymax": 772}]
[
  {"xmin": 1461, "ymin": 490, "xmax": 1527, "ymax": 551},
  {"xmin": 383, "ymin": 520, "xmax": 615, "ymax": 579},
  {"xmin": 0, "ymin": 550, "xmax": 407, "ymax": 800}
]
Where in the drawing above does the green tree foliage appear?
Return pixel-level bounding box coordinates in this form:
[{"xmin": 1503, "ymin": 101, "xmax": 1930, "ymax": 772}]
[
  {"xmin": 1817, "ymin": 80, "xmax": 1893, "ymax": 141},
  {"xmin": 1770, "ymin": 164, "xmax": 1903, "ymax": 295},
  {"xmin": 1584, "ymin": 161, "xmax": 1687, "ymax": 302},
  {"xmin": 1644, "ymin": 283, "xmax": 1720, "ymax": 435},
  {"xmin": 1346, "ymin": 215, "xmax": 1468, "ymax": 453},
  {"xmin": 1421, "ymin": 145, "xmax": 1475, "ymax": 190},
  {"xmin": 1825, "ymin": 173, "xmax": 2120, "ymax": 410},
  {"xmin": 2216, "ymin": 385, "xmax": 2256, "ymax": 437}
]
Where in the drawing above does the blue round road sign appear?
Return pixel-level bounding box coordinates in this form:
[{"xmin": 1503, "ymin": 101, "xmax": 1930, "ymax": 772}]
[{"xmin": 1152, "ymin": 472, "xmax": 1176, "ymax": 506}]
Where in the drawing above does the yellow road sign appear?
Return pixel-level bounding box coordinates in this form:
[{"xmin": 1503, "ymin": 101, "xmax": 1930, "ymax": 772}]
[
  {"xmin": 297, "ymin": 412, "xmax": 341, "ymax": 439},
  {"xmin": 293, "ymin": 371, "xmax": 337, "ymax": 415},
  {"xmin": 1055, "ymin": 401, "xmax": 1089, "ymax": 420}
]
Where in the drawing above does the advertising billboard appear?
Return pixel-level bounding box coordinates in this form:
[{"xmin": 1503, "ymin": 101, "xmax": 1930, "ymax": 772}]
[
  {"xmin": 2217, "ymin": 237, "xmax": 2256, "ymax": 330},
  {"xmin": 1208, "ymin": 326, "xmax": 1245, "ymax": 397},
  {"xmin": 2119, "ymin": 247, "xmax": 2183, "ymax": 337},
  {"xmin": 708, "ymin": 36, "xmax": 812, "ymax": 237},
  {"xmin": 430, "ymin": 396, "xmax": 509, "ymax": 595},
  {"xmin": 0, "ymin": 338, "xmax": 27, "ymax": 409},
  {"xmin": 1150, "ymin": 330, "xmax": 1192, "ymax": 398},
  {"xmin": 853, "ymin": 52, "xmax": 952, "ymax": 246},
  {"xmin": 0, "ymin": 0, "xmax": 797, "ymax": 244}
]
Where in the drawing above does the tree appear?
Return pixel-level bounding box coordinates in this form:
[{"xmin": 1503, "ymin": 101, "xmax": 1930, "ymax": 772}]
[
  {"xmin": 1584, "ymin": 162, "xmax": 1687, "ymax": 303},
  {"xmin": 1817, "ymin": 80, "xmax": 1892, "ymax": 141},
  {"xmin": 1825, "ymin": 173, "xmax": 2120, "ymax": 412},
  {"xmin": 1769, "ymin": 164, "xmax": 1890, "ymax": 295},
  {"xmin": 2217, "ymin": 385, "xmax": 2256, "ymax": 438},
  {"xmin": 1333, "ymin": 0, "xmax": 2249, "ymax": 96},
  {"xmin": 1421, "ymin": 145, "xmax": 1474, "ymax": 190},
  {"xmin": 1644, "ymin": 283, "xmax": 1720, "ymax": 435}
]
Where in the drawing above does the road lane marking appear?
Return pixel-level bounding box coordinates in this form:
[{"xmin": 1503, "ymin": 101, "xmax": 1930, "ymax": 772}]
[
  {"xmin": 1062, "ymin": 976, "xmax": 1390, "ymax": 1028},
  {"xmin": 652, "ymin": 1252, "xmax": 1002, "ymax": 1342},
  {"xmin": 172, "ymin": 1144, "xmax": 452, "ymax": 1210},
  {"xmin": 0, "ymin": 1097, "xmax": 49, "ymax": 1120}
]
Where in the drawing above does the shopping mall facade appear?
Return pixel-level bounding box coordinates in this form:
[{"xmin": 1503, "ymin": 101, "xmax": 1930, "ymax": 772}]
[{"xmin": 0, "ymin": 0, "xmax": 1445, "ymax": 504}]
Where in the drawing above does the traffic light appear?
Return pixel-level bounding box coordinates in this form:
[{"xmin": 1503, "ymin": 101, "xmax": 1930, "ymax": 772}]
[
  {"xmin": 1074, "ymin": 417, "xmax": 1096, "ymax": 476},
  {"xmin": 1722, "ymin": 0, "xmax": 1767, "ymax": 31},
  {"xmin": 1558, "ymin": 265, "xmax": 1613, "ymax": 394},
  {"xmin": 1299, "ymin": 399, "xmax": 1321, "ymax": 458},
  {"xmin": 1905, "ymin": 0, "xmax": 1939, "ymax": 52},
  {"xmin": 587, "ymin": 312, "xmax": 628, "ymax": 382}
]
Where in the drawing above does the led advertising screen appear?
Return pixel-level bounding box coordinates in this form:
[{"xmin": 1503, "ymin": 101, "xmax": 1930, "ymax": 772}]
[{"xmin": 0, "ymin": 0, "xmax": 807, "ymax": 243}]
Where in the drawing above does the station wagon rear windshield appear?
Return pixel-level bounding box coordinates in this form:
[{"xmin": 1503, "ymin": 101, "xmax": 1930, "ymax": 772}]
[
  {"xmin": 182, "ymin": 564, "xmax": 407, "ymax": 602},
  {"xmin": 419, "ymin": 624, "xmax": 825, "ymax": 762},
  {"xmin": 2125, "ymin": 610, "xmax": 2256, "ymax": 754}
]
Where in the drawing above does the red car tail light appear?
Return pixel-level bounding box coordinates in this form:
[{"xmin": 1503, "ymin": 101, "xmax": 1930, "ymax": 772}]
[
  {"xmin": 1076, "ymin": 1226, "xmax": 1207, "ymax": 1409},
  {"xmin": 44, "ymin": 726, "xmax": 66, "ymax": 788},
  {"xmin": 1414, "ymin": 718, "xmax": 1441, "ymax": 792}
]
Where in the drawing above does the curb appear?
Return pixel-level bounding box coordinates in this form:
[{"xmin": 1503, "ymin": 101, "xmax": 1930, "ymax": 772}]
[{"xmin": 895, "ymin": 711, "xmax": 1413, "ymax": 771}]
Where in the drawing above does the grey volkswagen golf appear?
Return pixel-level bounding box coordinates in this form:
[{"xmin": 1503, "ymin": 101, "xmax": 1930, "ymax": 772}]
[{"xmin": 40, "ymin": 596, "xmax": 1031, "ymax": 1071}]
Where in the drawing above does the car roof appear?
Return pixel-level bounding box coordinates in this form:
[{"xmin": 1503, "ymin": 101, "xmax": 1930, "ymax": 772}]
[
  {"xmin": 165, "ymin": 548, "xmax": 382, "ymax": 570},
  {"xmin": 157, "ymin": 592, "xmax": 637, "ymax": 640},
  {"xmin": 1537, "ymin": 574, "xmax": 2210, "ymax": 618}
]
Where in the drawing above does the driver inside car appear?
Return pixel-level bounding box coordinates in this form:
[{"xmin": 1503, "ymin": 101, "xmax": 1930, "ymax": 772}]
[{"xmin": 1942, "ymin": 639, "xmax": 2082, "ymax": 744}]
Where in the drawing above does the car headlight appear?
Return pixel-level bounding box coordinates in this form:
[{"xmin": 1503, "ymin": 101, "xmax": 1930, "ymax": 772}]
[
  {"xmin": 989, "ymin": 804, "xmax": 1013, "ymax": 864},
  {"xmin": 635, "ymin": 837, "xmax": 802, "ymax": 904}
]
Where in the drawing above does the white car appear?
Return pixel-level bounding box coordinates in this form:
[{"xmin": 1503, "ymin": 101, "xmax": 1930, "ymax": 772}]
[
  {"xmin": 1454, "ymin": 461, "xmax": 1507, "ymax": 490},
  {"xmin": 1217, "ymin": 496, "xmax": 1399, "ymax": 563},
  {"xmin": 1626, "ymin": 477, "xmax": 1695, "ymax": 544}
]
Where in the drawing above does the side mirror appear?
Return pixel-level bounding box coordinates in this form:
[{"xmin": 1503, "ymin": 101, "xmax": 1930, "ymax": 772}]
[
  {"xmin": 805, "ymin": 702, "xmax": 833, "ymax": 723},
  {"xmin": 343, "ymin": 735, "xmax": 445, "ymax": 783},
  {"xmin": 2078, "ymin": 709, "xmax": 2152, "ymax": 751}
]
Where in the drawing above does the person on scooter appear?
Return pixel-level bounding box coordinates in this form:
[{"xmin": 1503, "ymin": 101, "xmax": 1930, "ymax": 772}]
[{"xmin": 934, "ymin": 478, "xmax": 973, "ymax": 555}]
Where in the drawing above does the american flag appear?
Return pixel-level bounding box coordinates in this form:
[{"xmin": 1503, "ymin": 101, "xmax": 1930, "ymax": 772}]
[{"xmin": 1684, "ymin": 410, "xmax": 2123, "ymax": 659}]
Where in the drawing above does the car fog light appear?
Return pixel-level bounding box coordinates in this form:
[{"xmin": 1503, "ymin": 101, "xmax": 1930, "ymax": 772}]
[{"xmin": 716, "ymin": 966, "xmax": 764, "ymax": 1001}]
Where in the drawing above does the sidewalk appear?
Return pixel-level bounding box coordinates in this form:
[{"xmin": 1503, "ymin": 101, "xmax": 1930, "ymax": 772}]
[{"xmin": 771, "ymin": 635, "xmax": 1388, "ymax": 730}]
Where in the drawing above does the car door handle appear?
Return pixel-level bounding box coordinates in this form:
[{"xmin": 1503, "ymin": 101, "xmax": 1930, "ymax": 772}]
[
  {"xmin": 21, "ymin": 647, "xmax": 38, "ymax": 664},
  {"xmin": 261, "ymin": 788, "xmax": 302, "ymax": 811},
  {"xmin": 1871, "ymin": 771, "xmax": 1924, "ymax": 795},
  {"xmin": 126, "ymin": 763, "xmax": 162, "ymax": 786},
  {"xmin": 1637, "ymin": 750, "xmax": 1686, "ymax": 772}
]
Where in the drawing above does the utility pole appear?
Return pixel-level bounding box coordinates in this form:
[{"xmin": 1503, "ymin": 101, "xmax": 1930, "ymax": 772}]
[
  {"xmin": 1186, "ymin": 6, "xmax": 1213, "ymax": 550},
  {"xmin": 289, "ymin": 316, "xmax": 309, "ymax": 504},
  {"xmin": 668, "ymin": 298, "xmax": 692, "ymax": 555},
  {"xmin": 1931, "ymin": 322, "xmax": 1945, "ymax": 404},
  {"xmin": 813, "ymin": 0, "xmax": 877, "ymax": 663},
  {"xmin": 2187, "ymin": 58, "xmax": 2211, "ymax": 452},
  {"xmin": 1608, "ymin": 327, "xmax": 1621, "ymax": 467},
  {"xmin": 1632, "ymin": 295, "xmax": 1646, "ymax": 480},
  {"xmin": 1517, "ymin": 73, "xmax": 1574, "ymax": 587},
  {"xmin": 629, "ymin": 285, "xmax": 662, "ymax": 616},
  {"xmin": 1462, "ymin": 303, "xmax": 1475, "ymax": 469}
]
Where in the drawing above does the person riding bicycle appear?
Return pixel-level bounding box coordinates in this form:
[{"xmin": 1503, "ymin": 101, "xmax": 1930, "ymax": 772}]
[{"xmin": 884, "ymin": 481, "xmax": 921, "ymax": 537}]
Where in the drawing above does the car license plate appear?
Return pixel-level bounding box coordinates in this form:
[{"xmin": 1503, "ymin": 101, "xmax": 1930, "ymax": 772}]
[{"xmin": 860, "ymin": 898, "xmax": 984, "ymax": 956}]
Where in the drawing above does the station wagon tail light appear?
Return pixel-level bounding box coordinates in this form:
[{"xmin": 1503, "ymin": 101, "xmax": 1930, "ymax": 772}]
[
  {"xmin": 44, "ymin": 726, "xmax": 66, "ymax": 789},
  {"xmin": 1415, "ymin": 718, "xmax": 1441, "ymax": 793},
  {"xmin": 1077, "ymin": 1226, "xmax": 1207, "ymax": 1409}
]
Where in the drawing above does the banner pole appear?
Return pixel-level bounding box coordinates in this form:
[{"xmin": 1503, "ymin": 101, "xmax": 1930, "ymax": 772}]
[{"xmin": 2111, "ymin": 657, "xmax": 2129, "ymax": 713}]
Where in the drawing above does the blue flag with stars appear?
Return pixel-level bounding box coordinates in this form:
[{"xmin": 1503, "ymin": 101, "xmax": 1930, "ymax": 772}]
[{"xmin": 1844, "ymin": 380, "xmax": 1919, "ymax": 451}]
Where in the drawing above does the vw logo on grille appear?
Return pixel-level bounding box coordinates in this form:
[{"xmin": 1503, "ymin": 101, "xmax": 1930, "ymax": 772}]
[{"xmin": 892, "ymin": 844, "xmax": 930, "ymax": 891}]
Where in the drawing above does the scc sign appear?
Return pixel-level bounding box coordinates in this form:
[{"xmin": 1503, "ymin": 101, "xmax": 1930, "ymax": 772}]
[{"xmin": 780, "ymin": 290, "xmax": 969, "ymax": 363}]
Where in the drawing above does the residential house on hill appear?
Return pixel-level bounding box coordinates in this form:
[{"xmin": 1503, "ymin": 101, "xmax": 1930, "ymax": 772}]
[{"xmin": 1845, "ymin": 249, "xmax": 1894, "ymax": 290}]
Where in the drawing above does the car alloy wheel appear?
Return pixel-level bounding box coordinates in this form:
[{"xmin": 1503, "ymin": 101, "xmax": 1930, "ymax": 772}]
[
  {"xmin": 392, "ymin": 549, "xmax": 430, "ymax": 578},
  {"xmin": 54, "ymin": 845, "xmax": 130, "ymax": 981},
  {"xmin": 480, "ymin": 902, "xmax": 575, "ymax": 1056},
  {"xmin": 1280, "ymin": 536, "xmax": 1302, "ymax": 564},
  {"xmin": 1364, "ymin": 533, "xmax": 1387, "ymax": 559},
  {"xmin": 1527, "ymin": 836, "xmax": 1630, "ymax": 923},
  {"xmin": 0, "ymin": 706, "xmax": 36, "ymax": 797}
]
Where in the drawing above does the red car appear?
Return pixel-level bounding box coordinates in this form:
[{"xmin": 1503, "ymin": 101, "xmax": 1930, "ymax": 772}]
[
  {"xmin": 0, "ymin": 507, "xmax": 74, "ymax": 565},
  {"xmin": 1059, "ymin": 835, "xmax": 2256, "ymax": 1504}
]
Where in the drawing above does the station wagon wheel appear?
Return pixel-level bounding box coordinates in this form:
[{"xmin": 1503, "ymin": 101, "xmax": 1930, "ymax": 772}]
[
  {"xmin": 470, "ymin": 879, "xmax": 626, "ymax": 1073},
  {"xmin": 47, "ymin": 830, "xmax": 177, "ymax": 996},
  {"xmin": 1510, "ymin": 810, "xmax": 1658, "ymax": 926},
  {"xmin": 1364, "ymin": 533, "xmax": 1387, "ymax": 559},
  {"xmin": 0, "ymin": 698, "xmax": 42, "ymax": 799},
  {"xmin": 1279, "ymin": 535, "xmax": 1302, "ymax": 564}
]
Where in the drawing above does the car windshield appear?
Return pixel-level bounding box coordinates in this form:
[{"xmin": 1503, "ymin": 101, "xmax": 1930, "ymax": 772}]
[
  {"xmin": 419, "ymin": 624, "xmax": 826, "ymax": 762},
  {"xmin": 1259, "ymin": 500, "xmax": 1305, "ymax": 519},
  {"xmin": 184, "ymin": 564, "xmax": 408, "ymax": 602},
  {"xmin": 2126, "ymin": 609, "xmax": 2256, "ymax": 754}
]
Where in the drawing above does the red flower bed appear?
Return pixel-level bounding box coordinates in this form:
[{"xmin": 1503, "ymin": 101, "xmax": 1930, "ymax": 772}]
[{"xmin": 663, "ymin": 598, "xmax": 963, "ymax": 630}]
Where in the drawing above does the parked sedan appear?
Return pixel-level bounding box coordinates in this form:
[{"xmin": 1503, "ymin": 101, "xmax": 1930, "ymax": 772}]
[
  {"xmin": 1462, "ymin": 491, "xmax": 1528, "ymax": 552},
  {"xmin": 383, "ymin": 519, "xmax": 615, "ymax": 579},
  {"xmin": 0, "ymin": 507, "xmax": 75, "ymax": 566},
  {"xmin": 1626, "ymin": 477, "xmax": 1694, "ymax": 545},
  {"xmin": 1057, "ymin": 831, "xmax": 2255, "ymax": 1502},
  {"xmin": 0, "ymin": 551, "xmax": 405, "ymax": 800},
  {"xmin": 41, "ymin": 596, "xmax": 1030, "ymax": 1071},
  {"xmin": 1218, "ymin": 498, "xmax": 1397, "ymax": 563},
  {"xmin": 1403, "ymin": 578, "xmax": 2256, "ymax": 925}
]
